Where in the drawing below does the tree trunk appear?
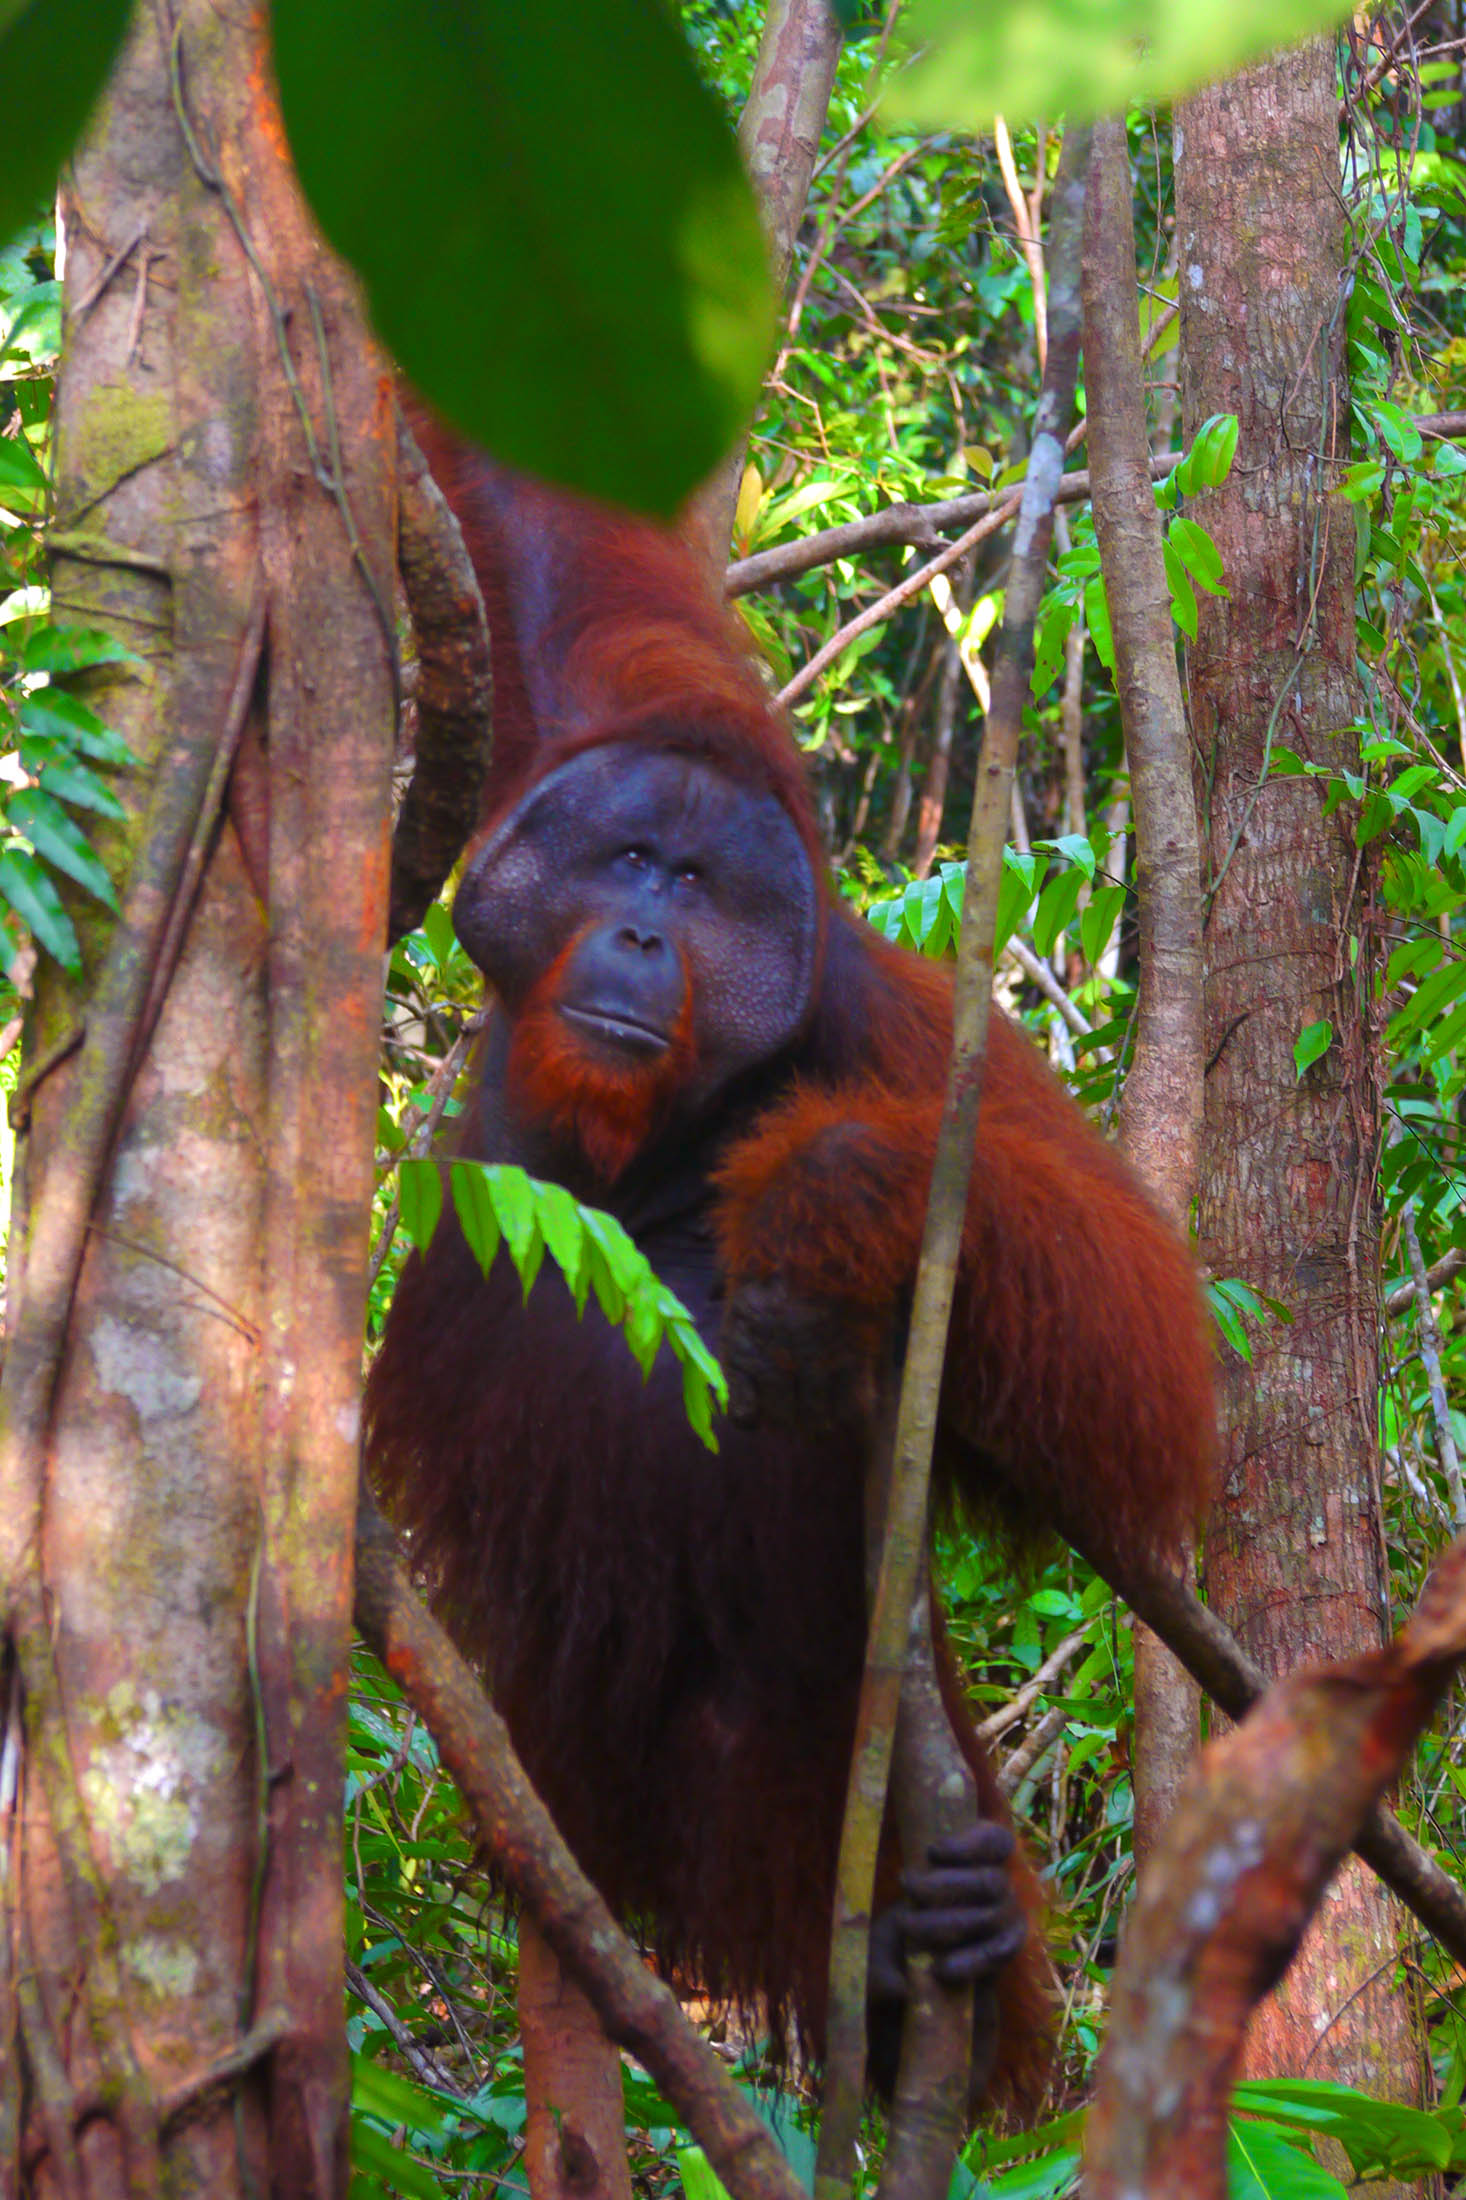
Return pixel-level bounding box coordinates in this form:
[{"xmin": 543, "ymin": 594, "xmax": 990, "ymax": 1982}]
[
  {"xmin": 3, "ymin": 5, "xmax": 395, "ymax": 2192},
  {"xmin": 519, "ymin": 1920, "xmax": 633, "ymax": 2200},
  {"xmin": 1177, "ymin": 41, "xmax": 1421, "ymax": 2129},
  {"xmin": 1082, "ymin": 115, "xmax": 1205, "ymax": 1861}
]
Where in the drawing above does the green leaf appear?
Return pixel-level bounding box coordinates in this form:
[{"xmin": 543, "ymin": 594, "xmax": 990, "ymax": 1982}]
[
  {"xmin": 1032, "ymin": 865, "xmax": 1086, "ymax": 959},
  {"xmin": 1162, "ymin": 535, "xmax": 1198, "ymax": 638},
  {"xmin": 680, "ymin": 1349, "xmax": 720, "ymax": 1454},
  {"xmin": 1039, "ymin": 832, "xmax": 1098, "ymax": 883},
  {"xmin": 449, "ymin": 1159, "xmax": 502, "ymax": 1274},
  {"xmin": 35, "ymin": 757, "xmax": 127, "ymax": 818},
  {"xmin": 1207, "ymin": 1285, "xmax": 1253, "ymax": 1362},
  {"xmin": 1192, "ymin": 411, "xmax": 1239, "ymax": 487},
  {"xmin": 397, "ymin": 1158, "xmax": 443, "ymax": 1251},
  {"xmin": 1083, "ymin": 573, "xmax": 1114, "ymax": 672},
  {"xmin": 1079, "ymin": 883, "xmax": 1125, "ymax": 969},
  {"xmin": 486, "ymin": 1166, "xmax": 541, "ymax": 1298},
  {"xmin": 0, "ymin": 0, "xmax": 134, "ymax": 254},
  {"xmin": 674, "ymin": 1316, "xmax": 727, "ymax": 1403},
  {"xmin": 273, "ymin": 0, "xmax": 774, "ymax": 516},
  {"xmin": 20, "ymin": 625, "xmax": 139, "ymax": 675},
  {"xmin": 20, "ymin": 689, "xmax": 134, "ymax": 766},
  {"xmin": 1368, "ymin": 400, "xmax": 1424, "ymax": 463},
  {"xmin": 1354, "ymin": 789, "xmax": 1395, "ymax": 846},
  {"xmin": 0, "ymin": 846, "xmax": 79, "ymax": 967},
  {"xmin": 0, "ymin": 434, "xmax": 46, "ymax": 492},
  {"xmin": 1167, "ymin": 514, "xmax": 1228, "ymax": 594},
  {"xmin": 8, "ymin": 786, "xmax": 116, "ymax": 907},
  {"xmin": 583, "ymin": 1235, "xmax": 627, "ymax": 1327},
  {"xmin": 887, "ymin": 0, "xmax": 1346, "ymax": 133},
  {"xmin": 1234, "ymin": 2079, "xmax": 1458, "ymax": 2177},
  {"xmin": 995, "ymin": 848, "xmax": 1043, "ymax": 955},
  {"xmin": 1293, "ymin": 1018, "xmax": 1333, "ymax": 1077},
  {"xmin": 679, "ymin": 2146, "xmax": 731, "ymax": 2200},
  {"xmin": 350, "ymin": 2118, "xmax": 445, "ymax": 2198},
  {"xmin": 623, "ymin": 1286, "xmax": 663, "ymax": 1380},
  {"xmin": 421, "ymin": 899, "xmax": 455, "ymax": 972},
  {"xmin": 1228, "ymin": 2121, "xmax": 1349, "ymax": 2200},
  {"xmin": 1031, "ymin": 599, "xmax": 1074, "ymax": 695},
  {"xmin": 536, "ymin": 1181, "xmax": 588, "ymax": 1312},
  {"xmin": 1339, "ymin": 458, "xmax": 1385, "ymax": 503}
]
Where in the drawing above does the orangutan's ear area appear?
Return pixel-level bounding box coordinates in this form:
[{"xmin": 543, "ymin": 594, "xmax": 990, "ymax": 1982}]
[{"xmin": 367, "ymin": 413, "xmax": 1216, "ymax": 2108}]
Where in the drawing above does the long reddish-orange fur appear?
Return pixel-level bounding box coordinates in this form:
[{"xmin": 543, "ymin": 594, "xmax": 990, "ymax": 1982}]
[
  {"xmin": 509, "ymin": 931, "xmax": 697, "ymax": 1183},
  {"xmin": 371, "ymin": 425, "xmax": 1216, "ymax": 2112}
]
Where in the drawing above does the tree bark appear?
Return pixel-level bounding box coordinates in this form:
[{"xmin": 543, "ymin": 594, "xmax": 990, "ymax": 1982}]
[
  {"xmin": 1177, "ymin": 41, "xmax": 1420, "ymax": 2126},
  {"xmin": 519, "ymin": 1921, "xmax": 633, "ymax": 2200},
  {"xmin": 4, "ymin": 6, "xmax": 395, "ymax": 2192},
  {"xmin": 1081, "ymin": 117, "xmax": 1205, "ymax": 1859}
]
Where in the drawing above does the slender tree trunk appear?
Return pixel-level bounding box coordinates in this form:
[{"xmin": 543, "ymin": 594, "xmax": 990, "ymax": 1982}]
[
  {"xmin": 519, "ymin": 1921, "xmax": 633, "ymax": 2200},
  {"xmin": 3, "ymin": 6, "xmax": 395, "ymax": 2192},
  {"xmin": 1177, "ymin": 42, "xmax": 1420, "ymax": 2128},
  {"xmin": 1082, "ymin": 116, "xmax": 1205, "ymax": 1859},
  {"xmin": 913, "ymin": 565, "xmax": 972, "ymax": 878}
]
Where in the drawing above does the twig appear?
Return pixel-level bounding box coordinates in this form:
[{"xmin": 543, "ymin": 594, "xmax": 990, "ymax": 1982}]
[
  {"xmin": 1085, "ymin": 1547, "xmax": 1466, "ymax": 1968},
  {"xmin": 345, "ymin": 1962, "xmax": 463, "ymax": 2097},
  {"xmin": 976, "ymin": 1628, "xmax": 1088, "ymax": 1744},
  {"xmin": 1001, "ymin": 937, "xmax": 1093, "ymax": 1043},
  {"xmin": 728, "ymin": 447, "xmax": 1171, "ymax": 599},
  {"xmin": 389, "ymin": 414, "xmax": 494, "ymax": 942},
  {"xmin": 1384, "ymin": 1244, "xmax": 1465, "ymax": 1316},
  {"xmin": 1088, "ymin": 1539, "xmax": 1466, "ymax": 2200},
  {"xmin": 997, "ymin": 1703, "xmax": 1069, "ymax": 1801}
]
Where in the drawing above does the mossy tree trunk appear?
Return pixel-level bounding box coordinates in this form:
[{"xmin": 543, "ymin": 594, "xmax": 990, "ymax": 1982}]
[{"xmin": 1, "ymin": 5, "xmax": 395, "ymax": 2192}]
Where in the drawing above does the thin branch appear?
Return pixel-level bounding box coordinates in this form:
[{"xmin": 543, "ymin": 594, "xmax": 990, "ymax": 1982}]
[
  {"xmin": 730, "ymin": 410, "xmax": 1462, "ymax": 604},
  {"xmin": 389, "ymin": 415, "xmax": 494, "ymax": 944},
  {"xmin": 1089, "ymin": 1547, "xmax": 1466, "ymax": 1968},
  {"xmin": 1385, "ymin": 1244, "xmax": 1466, "ymax": 1316},
  {"xmin": 1088, "ymin": 1538, "xmax": 1466, "ymax": 2200},
  {"xmin": 729, "ymin": 449, "xmax": 1174, "ymax": 599},
  {"xmin": 976, "ymin": 1628, "xmax": 1088, "ymax": 1744}
]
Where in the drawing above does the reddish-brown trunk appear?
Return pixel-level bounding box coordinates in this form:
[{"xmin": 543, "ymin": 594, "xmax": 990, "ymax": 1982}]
[{"xmin": 1177, "ymin": 41, "xmax": 1420, "ymax": 2128}]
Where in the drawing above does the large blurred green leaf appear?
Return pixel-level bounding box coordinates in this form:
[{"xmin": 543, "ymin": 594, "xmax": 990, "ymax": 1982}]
[
  {"xmin": 0, "ymin": 0, "xmax": 134, "ymax": 250},
  {"xmin": 888, "ymin": 0, "xmax": 1347, "ymax": 133},
  {"xmin": 273, "ymin": 0, "xmax": 775, "ymax": 516}
]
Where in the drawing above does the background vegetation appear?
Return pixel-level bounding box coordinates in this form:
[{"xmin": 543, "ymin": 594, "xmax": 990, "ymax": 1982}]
[{"xmin": 3, "ymin": 0, "xmax": 1465, "ymax": 2193}]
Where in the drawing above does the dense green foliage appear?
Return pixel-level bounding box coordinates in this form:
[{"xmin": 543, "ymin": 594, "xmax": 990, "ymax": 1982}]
[
  {"xmin": 357, "ymin": 16, "xmax": 1466, "ymax": 2194},
  {"xmin": 5, "ymin": 2, "xmax": 1466, "ymax": 2193}
]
